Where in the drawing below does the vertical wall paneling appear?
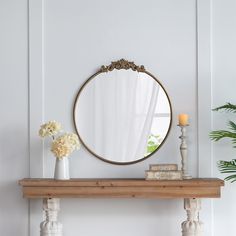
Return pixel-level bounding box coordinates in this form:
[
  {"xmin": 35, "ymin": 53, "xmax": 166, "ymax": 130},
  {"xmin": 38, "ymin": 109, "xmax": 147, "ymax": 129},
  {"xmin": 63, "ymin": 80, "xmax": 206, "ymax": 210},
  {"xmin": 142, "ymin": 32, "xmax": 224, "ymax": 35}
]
[
  {"xmin": 29, "ymin": 0, "xmax": 44, "ymax": 178},
  {"xmin": 29, "ymin": 1, "xmax": 44, "ymax": 235},
  {"xmin": 212, "ymin": 1, "xmax": 236, "ymax": 235},
  {"xmin": 197, "ymin": 0, "xmax": 213, "ymax": 235},
  {"xmin": 197, "ymin": 0, "xmax": 213, "ymax": 177}
]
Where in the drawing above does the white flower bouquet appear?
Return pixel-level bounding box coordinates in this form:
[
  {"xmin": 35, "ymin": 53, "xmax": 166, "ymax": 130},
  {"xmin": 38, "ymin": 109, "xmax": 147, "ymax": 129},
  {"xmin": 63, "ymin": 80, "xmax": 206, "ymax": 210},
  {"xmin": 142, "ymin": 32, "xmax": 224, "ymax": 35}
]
[{"xmin": 39, "ymin": 120, "xmax": 80, "ymax": 159}]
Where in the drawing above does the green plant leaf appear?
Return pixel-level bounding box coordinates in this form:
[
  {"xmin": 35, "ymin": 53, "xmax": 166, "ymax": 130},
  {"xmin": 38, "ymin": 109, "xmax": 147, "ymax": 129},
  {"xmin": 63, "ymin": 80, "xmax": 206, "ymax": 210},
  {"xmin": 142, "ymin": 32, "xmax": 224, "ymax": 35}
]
[
  {"xmin": 210, "ymin": 130, "xmax": 236, "ymax": 141},
  {"xmin": 210, "ymin": 130, "xmax": 236, "ymax": 148},
  {"xmin": 225, "ymin": 175, "xmax": 236, "ymax": 182},
  {"xmin": 148, "ymin": 141, "xmax": 155, "ymax": 145},
  {"xmin": 213, "ymin": 103, "xmax": 236, "ymax": 113},
  {"xmin": 228, "ymin": 121, "xmax": 236, "ymax": 132},
  {"xmin": 210, "ymin": 103, "xmax": 236, "ymax": 182},
  {"xmin": 145, "ymin": 134, "xmax": 161, "ymax": 156},
  {"xmin": 218, "ymin": 160, "xmax": 236, "ymax": 182},
  {"xmin": 147, "ymin": 145, "xmax": 158, "ymax": 153}
]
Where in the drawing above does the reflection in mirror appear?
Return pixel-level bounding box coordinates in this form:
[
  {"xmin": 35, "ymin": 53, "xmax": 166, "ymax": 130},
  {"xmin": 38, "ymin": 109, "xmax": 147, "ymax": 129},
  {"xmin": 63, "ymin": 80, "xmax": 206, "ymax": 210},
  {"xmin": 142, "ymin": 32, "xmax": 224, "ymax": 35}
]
[{"xmin": 74, "ymin": 60, "xmax": 172, "ymax": 164}]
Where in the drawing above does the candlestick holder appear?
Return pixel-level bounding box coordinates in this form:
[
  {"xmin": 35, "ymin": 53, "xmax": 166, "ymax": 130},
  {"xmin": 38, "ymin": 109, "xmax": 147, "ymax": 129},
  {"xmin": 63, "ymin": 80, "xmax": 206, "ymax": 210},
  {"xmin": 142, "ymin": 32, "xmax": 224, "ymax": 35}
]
[{"xmin": 178, "ymin": 125, "xmax": 192, "ymax": 179}]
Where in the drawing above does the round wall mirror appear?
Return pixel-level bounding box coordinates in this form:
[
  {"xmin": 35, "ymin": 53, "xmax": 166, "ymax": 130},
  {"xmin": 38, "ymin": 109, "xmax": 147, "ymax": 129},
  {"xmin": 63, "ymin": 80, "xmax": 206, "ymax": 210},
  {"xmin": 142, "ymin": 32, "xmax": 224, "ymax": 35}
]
[{"xmin": 73, "ymin": 59, "xmax": 172, "ymax": 164}]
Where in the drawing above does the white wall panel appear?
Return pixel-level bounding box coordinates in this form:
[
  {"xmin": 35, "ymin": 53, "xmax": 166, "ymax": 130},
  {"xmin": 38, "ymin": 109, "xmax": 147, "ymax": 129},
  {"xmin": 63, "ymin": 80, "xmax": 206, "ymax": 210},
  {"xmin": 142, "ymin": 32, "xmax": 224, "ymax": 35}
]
[
  {"xmin": 212, "ymin": 1, "xmax": 236, "ymax": 236},
  {"xmin": 40, "ymin": 0, "xmax": 197, "ymax": 236},
  {"xmin": 197, "ymin": 1, "xmax": 214, "ymax": 235},
  {"xmin": 43, "ymin": 0, "xmax": 197, "ymax": 177},
  {"xmin": 1, "ymin": 0, "xmax": 236, "ymax": 235},
  {"xmin": 0, "ymin": 0, "xmax": 29, "ymax": 235}
]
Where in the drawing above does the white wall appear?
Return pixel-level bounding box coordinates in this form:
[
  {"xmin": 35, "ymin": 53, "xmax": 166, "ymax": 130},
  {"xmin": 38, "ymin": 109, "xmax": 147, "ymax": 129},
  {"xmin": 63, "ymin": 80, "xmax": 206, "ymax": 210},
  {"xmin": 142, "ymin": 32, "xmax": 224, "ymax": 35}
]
[
  {"xmin": 0, "ymin": 0, "xmax": 235, "ymax": 235},
  {"xmin": 0, "ymin": 0, "xmax": 29, "ymax": 235},
  {"xmin": 212, "ymin": 0, "xmax": 236, "ymax": 235}
]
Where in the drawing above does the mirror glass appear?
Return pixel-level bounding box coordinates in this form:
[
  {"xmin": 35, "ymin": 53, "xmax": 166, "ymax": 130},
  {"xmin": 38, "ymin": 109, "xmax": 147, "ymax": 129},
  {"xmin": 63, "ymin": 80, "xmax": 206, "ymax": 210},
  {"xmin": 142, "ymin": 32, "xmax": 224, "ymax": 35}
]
[{"xmin": 74, "ymin": 60, "xmax": 172, "ymax": 164}]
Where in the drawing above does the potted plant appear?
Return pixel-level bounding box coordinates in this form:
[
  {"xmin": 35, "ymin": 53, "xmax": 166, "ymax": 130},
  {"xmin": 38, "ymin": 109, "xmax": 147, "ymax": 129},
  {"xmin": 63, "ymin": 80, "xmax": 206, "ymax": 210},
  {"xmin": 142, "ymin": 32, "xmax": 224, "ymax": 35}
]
[{"xmin": 210, "ymin": 103, "xmax": 236, "ymax": 182}]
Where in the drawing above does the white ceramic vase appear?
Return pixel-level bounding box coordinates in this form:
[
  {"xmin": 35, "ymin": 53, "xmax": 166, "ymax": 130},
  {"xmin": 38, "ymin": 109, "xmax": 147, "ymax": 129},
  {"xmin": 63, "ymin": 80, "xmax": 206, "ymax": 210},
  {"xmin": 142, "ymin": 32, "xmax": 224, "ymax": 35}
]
[{"xmin": 54, "ymin": 157, "xmax": 70, "ymax": 180}]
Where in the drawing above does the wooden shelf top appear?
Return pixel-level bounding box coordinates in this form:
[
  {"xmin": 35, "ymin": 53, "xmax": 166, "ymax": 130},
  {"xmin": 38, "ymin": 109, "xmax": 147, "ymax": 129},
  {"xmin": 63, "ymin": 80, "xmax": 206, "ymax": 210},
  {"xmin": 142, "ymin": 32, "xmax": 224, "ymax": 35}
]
[{"xmin": 19, "ymin": 178, "xmax": 224, "ymax": 199}]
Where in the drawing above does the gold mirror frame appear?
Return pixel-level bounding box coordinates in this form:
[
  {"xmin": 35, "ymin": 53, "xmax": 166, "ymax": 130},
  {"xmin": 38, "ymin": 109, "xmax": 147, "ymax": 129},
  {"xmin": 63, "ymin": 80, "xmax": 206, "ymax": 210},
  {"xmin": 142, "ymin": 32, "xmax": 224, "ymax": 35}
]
[{"xmin": 73, "ymin": 59, "xmax": 172, "ymax": 165}]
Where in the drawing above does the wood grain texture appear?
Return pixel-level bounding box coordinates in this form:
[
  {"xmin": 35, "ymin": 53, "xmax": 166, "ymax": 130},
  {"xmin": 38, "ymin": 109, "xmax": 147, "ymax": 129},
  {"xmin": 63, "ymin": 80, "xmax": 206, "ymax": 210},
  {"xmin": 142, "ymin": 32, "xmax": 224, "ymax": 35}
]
[{"xmin": 19, "ymin": 178, "xmax": 224, "ymax": 199}]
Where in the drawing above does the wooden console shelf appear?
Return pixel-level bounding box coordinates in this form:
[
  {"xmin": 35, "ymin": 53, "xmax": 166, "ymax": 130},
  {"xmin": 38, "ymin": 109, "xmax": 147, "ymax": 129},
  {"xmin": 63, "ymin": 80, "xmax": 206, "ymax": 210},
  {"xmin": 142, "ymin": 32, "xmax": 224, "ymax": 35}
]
[
  {"xmin": 19, "ymin": 178, "xmax": 224, "ymax": 199},
  {"xmin": 19, "ymin": 178, "xmax": 224, "ymax": 236}
]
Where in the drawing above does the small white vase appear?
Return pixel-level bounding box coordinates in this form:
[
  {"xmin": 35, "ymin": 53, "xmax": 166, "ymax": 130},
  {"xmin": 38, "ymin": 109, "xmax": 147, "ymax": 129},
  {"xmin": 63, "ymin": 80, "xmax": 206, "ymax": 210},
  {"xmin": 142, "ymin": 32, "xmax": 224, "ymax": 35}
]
[{"xmin": 54, "ymin": 158, "xmax": 70, "ymax": 180}]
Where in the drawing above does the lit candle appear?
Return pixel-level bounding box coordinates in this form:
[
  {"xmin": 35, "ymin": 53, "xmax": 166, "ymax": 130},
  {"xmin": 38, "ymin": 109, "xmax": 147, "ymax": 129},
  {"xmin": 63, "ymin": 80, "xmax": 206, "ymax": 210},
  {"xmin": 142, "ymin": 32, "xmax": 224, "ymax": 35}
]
[{"xmin": 178, "ymin": 114, "xmax": 189, "ymax": 126}]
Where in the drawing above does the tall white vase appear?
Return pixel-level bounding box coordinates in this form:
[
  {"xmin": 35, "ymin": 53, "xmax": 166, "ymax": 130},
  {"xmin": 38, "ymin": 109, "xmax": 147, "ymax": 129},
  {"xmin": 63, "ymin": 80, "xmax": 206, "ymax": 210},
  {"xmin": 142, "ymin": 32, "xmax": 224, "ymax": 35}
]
[{"xmin": 54, "ymin": 158, "xmax": 70, "ymax": 180}]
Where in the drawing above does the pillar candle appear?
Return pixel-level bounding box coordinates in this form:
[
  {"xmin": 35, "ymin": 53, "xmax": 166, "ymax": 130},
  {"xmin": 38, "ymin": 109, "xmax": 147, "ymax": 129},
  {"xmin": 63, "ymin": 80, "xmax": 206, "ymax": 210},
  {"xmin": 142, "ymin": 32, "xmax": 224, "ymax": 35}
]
[{"xmin": 178, "ymin": 114, "xmax": 189, "ymax": 126}]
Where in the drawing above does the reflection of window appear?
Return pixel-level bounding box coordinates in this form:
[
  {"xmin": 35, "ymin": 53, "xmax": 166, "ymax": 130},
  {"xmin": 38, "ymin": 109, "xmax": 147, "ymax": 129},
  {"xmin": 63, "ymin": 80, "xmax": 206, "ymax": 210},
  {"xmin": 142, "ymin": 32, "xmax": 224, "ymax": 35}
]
[{"xmin": 145, "ymin": 89, "xmax": 170, "ymax": 156}]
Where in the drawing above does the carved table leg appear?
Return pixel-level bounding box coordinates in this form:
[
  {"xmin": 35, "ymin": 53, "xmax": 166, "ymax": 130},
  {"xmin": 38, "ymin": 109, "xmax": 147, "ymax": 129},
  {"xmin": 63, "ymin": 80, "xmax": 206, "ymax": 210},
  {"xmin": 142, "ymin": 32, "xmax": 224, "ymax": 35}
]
[
  {"xmin": 182, "ymin": 198, "xmax": 203, "ymax": 236},
  {"xmin": 40, "ymin": 198, "xmax": 63, "ymax": 236}
]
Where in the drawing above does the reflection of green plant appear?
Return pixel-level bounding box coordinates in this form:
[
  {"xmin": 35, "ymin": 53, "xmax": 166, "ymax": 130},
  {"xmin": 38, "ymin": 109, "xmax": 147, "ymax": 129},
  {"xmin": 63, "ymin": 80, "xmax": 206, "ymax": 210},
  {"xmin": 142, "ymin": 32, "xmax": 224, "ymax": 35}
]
[
  {"xmin": 210, "ymin": 103, "xmax": 236, "ymax": 182},
  {"xmin": 145, "ymin": 134, "xmax": 162, "ymax": 156}
]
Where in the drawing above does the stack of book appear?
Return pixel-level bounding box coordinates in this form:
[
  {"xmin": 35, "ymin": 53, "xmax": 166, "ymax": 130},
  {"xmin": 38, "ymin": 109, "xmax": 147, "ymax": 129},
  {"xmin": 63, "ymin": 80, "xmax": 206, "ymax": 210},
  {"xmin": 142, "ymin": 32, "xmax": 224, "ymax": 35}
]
[{"xmin": 145, "ymin": 164, "xmax": 183, "ymax": 180}]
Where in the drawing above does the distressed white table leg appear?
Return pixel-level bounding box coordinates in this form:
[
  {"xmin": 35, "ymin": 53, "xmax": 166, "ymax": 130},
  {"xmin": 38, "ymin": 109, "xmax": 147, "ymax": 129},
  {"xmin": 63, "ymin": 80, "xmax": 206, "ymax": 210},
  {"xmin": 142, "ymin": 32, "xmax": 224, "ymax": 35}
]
[
  {"xmin": 40, "ymin": 198, "xmax": 63, "ymax": 236},
  {"xmin": 182, "ymin": 198, "xmax": 203, "ymax": 236}
]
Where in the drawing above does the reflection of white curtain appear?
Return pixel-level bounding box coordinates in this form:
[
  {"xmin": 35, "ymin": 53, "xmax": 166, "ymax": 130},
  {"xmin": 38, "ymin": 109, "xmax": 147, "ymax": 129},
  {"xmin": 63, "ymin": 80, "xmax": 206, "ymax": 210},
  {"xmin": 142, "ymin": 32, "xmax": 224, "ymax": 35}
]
[{"xmin": 92, "ymin": 70, "xmax": 160, "ymax": 162}]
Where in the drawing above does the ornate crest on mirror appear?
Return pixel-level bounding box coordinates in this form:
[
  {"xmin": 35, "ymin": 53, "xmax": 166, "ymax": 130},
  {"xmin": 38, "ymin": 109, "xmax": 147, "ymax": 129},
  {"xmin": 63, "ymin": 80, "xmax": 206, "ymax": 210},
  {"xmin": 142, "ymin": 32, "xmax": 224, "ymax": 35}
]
[{"xmin": 73, "ymin": 59, "xmax": 172, "ymax": 165}]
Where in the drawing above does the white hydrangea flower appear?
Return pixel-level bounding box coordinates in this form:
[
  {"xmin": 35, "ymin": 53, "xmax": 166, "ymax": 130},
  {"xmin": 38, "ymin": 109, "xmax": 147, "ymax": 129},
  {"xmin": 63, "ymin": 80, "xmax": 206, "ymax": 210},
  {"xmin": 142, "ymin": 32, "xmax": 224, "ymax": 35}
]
[
  {"xmin": 39, "ymin": 120, "xmax": 62, "ymax": 137},
  {"xmin": 51, "ymin": 133, "xmax": 80, "ymax": 159}
]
